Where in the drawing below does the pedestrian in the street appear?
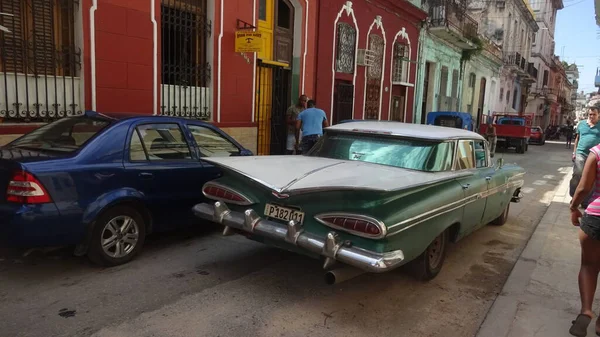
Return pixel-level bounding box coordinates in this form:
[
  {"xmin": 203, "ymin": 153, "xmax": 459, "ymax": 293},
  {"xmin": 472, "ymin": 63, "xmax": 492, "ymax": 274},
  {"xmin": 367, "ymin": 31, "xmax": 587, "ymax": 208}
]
[
  {"xmin": 566, "ymin": 120, "xmax": 574, "ymax": 149},
  {"xmin": 569, "ymin": 141, "xmax": 600, "ymax": 336},
  {"xmin": 484, "ymin": 119, "xmax": 497, "ymax": 158},
  {"xmin": 570, "ymin": 104, "xmax": 600, "ymax": 209},
  {"xmin": 295, "ymin": 100, "xmax": 328, "ymax": 154},
  {"xmin": 286, "ymin": 95, "xmax": 307, "ymax": 154}
]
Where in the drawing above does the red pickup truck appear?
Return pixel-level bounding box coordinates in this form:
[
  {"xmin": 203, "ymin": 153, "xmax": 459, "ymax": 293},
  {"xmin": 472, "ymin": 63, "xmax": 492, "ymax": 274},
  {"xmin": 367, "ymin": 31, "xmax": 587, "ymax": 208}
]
[{"xmin": 479, "ymin": 113, "xmax": 533, "ymax": 154}]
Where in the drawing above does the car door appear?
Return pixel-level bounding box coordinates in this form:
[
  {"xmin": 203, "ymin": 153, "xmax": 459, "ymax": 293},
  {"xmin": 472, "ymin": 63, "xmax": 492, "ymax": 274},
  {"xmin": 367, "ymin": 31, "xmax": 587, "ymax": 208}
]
[
  {"xmin": 455, "ymin": 139, "xmax": 489, "ymax": 231},
  {"xmin": 184, "ymin": 122, "xmax": 251, "ymax": 189},
  {"xmin": 483, "ymin": 147, "xmax": 511, "ymax": 225},
  {"xmin": 124, "ymin": 122, "xmax": 212, "ymax": 230},
  {"xmin": 474, "ymin": 139, "xmax": 501, "ymax": 225}
]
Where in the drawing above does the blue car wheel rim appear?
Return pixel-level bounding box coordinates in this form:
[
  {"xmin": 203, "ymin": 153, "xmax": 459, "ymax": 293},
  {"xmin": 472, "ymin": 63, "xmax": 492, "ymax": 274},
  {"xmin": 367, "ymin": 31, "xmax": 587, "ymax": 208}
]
[{"xmin": 101, "ymin": 215, "xmax": 140, "ymax": 259}]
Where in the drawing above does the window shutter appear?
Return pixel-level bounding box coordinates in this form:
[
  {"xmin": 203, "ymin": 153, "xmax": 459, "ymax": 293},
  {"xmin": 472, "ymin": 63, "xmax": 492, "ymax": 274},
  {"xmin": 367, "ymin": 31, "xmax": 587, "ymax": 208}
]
[
  {"xmin": 29, "ymin": 0, "xmax": 56, "ymax": 75},
  {"xmin": 0, "ymin": 0, "xmax": 25, "ymax": 73}
]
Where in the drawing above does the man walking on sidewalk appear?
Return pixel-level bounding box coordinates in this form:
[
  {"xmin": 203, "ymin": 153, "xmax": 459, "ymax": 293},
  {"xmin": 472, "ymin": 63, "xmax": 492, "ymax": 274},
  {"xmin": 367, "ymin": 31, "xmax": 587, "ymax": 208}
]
[
  {"xmin": 570, "ymin": 104, "xmax": 600, "ymax": 208},
  {"xmin": 295, "ymin": 100, "xmax": 328, "ymax": 154}
]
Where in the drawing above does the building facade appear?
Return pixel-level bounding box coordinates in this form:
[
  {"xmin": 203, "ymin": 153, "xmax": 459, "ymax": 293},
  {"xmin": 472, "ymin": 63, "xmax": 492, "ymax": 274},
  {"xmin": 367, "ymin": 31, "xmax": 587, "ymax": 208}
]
[
  {"xmin": 0, "ymin": 0, "xmax": 320, "ymax": 154},
  {"xmin": 459, "ymin": 40, "xmax": 503, "ymax": 126},
  {"xmin": 313, "ymin": 0, "xmax": 427, "ymax": 125},
  {"xmin": 467, "ymin": 0, "xmax": 538, "ymax": 118},
  {"xmin": 412, "ymin": 0, "xmax": 480, "ymax": 124},
  {"xmin": 526, "ymin": 0, "xmax": 563, "ymax": 128}
]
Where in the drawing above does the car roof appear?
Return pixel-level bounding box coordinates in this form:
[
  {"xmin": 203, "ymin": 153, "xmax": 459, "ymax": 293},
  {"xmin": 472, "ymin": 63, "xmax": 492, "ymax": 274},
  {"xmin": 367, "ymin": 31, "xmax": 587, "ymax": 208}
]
[{"xmin": 327, "ymin": 121, "xmax": 485, "ymax": 141}]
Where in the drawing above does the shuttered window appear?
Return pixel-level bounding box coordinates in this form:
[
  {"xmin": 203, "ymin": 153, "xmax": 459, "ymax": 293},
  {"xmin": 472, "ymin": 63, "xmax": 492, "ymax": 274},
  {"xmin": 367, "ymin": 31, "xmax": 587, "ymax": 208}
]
[{"xmin": 0, "ymin": 0, "xmax": 79, "ymax": 76}]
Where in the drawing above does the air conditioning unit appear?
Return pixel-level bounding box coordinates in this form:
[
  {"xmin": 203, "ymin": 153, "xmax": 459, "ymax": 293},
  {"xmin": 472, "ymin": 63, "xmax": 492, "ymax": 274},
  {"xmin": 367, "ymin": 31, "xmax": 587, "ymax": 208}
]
[{"xmin": 357, "ymin": 49, "xmax": 376, "ymax": 67}]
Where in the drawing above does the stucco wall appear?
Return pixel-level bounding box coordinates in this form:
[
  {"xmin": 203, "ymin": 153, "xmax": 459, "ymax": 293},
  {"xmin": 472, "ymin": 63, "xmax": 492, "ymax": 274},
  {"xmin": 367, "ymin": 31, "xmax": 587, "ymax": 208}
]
[
  {"xmin": 413, "ymin": 33, "xmax": 462, "ymax": 123},
  {"xmin": 220, "ymin": 127, "xmax": 258, "ymax": 154},
  {"xmin": 461, "ymin": 53, "xmax": 500, "ymax": 125}
]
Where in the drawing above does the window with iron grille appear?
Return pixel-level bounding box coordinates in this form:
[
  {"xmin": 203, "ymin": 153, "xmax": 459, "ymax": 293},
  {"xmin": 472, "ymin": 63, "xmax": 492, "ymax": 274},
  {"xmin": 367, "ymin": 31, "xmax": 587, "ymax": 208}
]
[
  {"xmin": 335, "ymin": 22, "xmax": 356, "ymax": 74},
  {"xmin": 161, "ymin": 0, "xmax": 212, "ymax": 119},
  {"xmin": 365, "ymin": 34, "xmax": 384, "ymax": 120},
  {"xmin": 0, "ymin": 0, "xmax": 81, "ymax": 120},
  {"xmin": 392, "ymin": 43, "xmax": 409, "ymax": 83},
  {"xmin": 367, "ymin": 34, "xmax": 384, "ymax": 79},
  {"xmin": 0, "ymin": 0, "xmax": 79, "ymax": 76}
]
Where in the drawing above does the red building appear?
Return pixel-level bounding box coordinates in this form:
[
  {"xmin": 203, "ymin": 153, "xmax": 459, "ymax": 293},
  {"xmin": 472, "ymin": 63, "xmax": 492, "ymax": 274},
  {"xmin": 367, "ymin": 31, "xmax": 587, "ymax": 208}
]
[
  {"xmin": 314, "ymin": 0, "xmax": 426, "ymax": 124},
  {"xmin": 0, "ymin": 0, "xmax": 425, "ymax": 153}
]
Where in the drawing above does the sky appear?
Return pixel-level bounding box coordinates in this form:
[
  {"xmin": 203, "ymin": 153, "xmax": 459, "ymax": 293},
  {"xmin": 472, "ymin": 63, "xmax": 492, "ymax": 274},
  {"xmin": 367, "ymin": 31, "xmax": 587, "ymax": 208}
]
[{"xmin": 555, "ymin": 0, "xmax": 600, "ymax": 94}]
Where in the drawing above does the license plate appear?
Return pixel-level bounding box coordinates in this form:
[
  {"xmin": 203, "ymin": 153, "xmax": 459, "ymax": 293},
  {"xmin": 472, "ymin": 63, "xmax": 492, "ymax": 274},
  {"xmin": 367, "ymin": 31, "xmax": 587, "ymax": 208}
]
[{"xmin": 264, "ymin": 203, "xmax": 305, "ymax": 225}]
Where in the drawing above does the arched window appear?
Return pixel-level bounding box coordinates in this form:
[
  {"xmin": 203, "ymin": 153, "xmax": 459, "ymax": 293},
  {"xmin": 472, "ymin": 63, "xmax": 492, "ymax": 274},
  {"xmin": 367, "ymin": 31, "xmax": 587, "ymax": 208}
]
[
  {"xmin": 392, "ymin": 42, "xmax": 409, "ymax": 83},
  {"xmin": 335, "ymin": 23, "xmax": 357, "ymax": 74},
  {"xmin": 365, "ymin": 34, "xmax": 384, "ymax": 119}
]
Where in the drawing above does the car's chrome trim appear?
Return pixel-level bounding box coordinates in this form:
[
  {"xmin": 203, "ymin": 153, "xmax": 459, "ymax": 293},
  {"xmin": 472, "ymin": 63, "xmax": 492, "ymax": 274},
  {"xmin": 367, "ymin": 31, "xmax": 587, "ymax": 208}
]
[
  {"xmin": 280, "ymin": 162, "xmax": 345, "ymax": 191},
  {"xmin": 192, "ymin": 202, "xmax": 405, "ymax": 273},
  {"xmin": 387, "ymin": 178, "xmax": 525, "ymax": 236},
  {"xmin": 202, "ymin": 181, "xmax": 255, "ymax": 206},
  {"xmin": 314, "ymin": 213, "xmax": 387, "ymax": 239}
]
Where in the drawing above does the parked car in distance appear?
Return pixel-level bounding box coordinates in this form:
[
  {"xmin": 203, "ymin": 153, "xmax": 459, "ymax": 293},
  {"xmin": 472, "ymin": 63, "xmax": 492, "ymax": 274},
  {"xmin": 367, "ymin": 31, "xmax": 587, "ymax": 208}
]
[
  {"xmin": 529, "ymin": 126, "xmax": 545, "ymax": 145},
  {"xmin": 0, "ymin": 111, "xmax": 252, "ymax": 266},
  {"xmin": 193, "ymin": 121, "xmax": 525, "ymax": 284}
]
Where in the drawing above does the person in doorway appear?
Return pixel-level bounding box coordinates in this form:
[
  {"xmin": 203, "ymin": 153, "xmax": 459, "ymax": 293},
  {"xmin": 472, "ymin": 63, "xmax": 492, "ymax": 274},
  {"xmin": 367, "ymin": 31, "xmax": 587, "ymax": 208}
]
[
  {"xmin": 286, "ymin": 95, "xmax": 307, "ymax": 154},
  {"xmin": 570, "ymin": 104, "xmax": 600, "ymax": 209},
  {"xmin": 484, "ymin": 119, "xmax": 497, "ymax": 158},
  {"xmin": 566, "ymin": 120, "xmax": 574, "ymax": 149},
  {"xmin": 569, "ymin": 142, "xmax": 600, "ymax": 337},
  {"xmin": 295, "ymin": 100, "xmax": 328, "ymax": 154}
]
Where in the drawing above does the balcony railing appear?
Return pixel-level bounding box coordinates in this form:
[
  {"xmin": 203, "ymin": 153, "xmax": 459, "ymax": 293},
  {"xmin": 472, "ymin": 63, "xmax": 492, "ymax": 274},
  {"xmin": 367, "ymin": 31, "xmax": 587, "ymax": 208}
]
[
  {"xmin": 523, "ymin": 62, "xmax": 538, "ymax": 82},
  {"xmin": 428, "ymin": 0, "xmax": 479, "ymax": 50}
]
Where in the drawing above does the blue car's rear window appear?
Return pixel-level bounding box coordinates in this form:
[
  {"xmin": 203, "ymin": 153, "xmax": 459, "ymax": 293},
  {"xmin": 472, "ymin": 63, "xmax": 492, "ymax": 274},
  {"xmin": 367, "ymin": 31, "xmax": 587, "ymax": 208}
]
[{"xmin": 8, "ymin": 117, "xmax": 111, "ymax": 153}]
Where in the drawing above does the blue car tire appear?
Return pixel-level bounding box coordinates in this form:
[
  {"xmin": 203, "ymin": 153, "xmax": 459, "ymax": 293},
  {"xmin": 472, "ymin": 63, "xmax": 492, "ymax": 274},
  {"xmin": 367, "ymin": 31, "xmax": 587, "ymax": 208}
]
[{"xmin": 87, "ymin": 205, "xmax": 147, "ymax": 267}]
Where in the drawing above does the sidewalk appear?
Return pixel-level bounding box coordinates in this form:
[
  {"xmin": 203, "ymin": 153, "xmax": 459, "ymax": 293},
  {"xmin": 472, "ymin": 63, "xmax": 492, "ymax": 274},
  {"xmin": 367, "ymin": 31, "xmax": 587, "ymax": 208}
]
[{"xmin": 476, "ymin": 167, "xmax": 598, "ymax": 337}]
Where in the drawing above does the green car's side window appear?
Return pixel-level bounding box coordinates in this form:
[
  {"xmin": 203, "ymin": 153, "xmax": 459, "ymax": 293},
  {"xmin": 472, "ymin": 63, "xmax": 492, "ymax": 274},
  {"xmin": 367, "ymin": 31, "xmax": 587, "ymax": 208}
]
[
  {"xmin": 474, "ymin": 140, "xmax": 487, "ymax": 168},
  {"xmin": 456, "ymin": 140, "xmax": 475, "ymax": 170}
]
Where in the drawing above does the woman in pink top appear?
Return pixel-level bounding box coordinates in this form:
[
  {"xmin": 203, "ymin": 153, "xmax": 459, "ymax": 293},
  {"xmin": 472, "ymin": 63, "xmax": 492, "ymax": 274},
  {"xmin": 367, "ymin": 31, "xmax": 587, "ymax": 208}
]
[{"xmin": 570, "ymin": 144, "xmax": 600, "ymax": 336}]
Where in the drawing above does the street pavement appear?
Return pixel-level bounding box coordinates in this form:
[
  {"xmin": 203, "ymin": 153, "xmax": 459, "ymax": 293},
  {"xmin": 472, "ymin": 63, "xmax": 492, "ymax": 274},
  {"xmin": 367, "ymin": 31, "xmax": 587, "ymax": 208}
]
[
  {"xmin": 476, "ymin": 146, "xmax": 591, "ymax": 337},
  {"xmin": 0, "ymin": 140, "xmax": 574, "ymax": 337}
]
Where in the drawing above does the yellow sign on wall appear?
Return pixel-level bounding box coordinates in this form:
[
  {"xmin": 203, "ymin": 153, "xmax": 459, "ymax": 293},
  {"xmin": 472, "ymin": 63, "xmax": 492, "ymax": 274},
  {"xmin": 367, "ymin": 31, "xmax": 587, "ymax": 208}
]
[{"xmin": 235, "ymin": 31, "xmax": 263, "ymax": 53}]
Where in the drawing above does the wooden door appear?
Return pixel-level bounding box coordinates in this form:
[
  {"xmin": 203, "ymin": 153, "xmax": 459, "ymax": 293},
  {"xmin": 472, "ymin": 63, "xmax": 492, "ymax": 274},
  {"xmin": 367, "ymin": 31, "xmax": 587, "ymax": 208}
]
[{"xmin": 273, "ymin": 0, "xmax": 293, "ymax": 65}]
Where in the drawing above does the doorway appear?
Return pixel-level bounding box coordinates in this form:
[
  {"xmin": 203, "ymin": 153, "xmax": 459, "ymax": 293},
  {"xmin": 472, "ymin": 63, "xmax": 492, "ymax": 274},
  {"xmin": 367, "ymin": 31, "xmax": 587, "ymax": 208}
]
[
  {"xmin": 421, "ymin": 62, "xmax": 433, "ymax": 124},
  {"xmin": 477, "ymin": 77, "xmax": 487, "ymax": 127},
  {"xmin": 256, "ymin": 61, "xmax": 291, "ymax": 155},
  {"xmin": 390, "ymin": 85, "xmax": 406, "ymax": 121},
  {"xmin": 333, "ymin": 80, "xmax": 354, "ymax": 124}
]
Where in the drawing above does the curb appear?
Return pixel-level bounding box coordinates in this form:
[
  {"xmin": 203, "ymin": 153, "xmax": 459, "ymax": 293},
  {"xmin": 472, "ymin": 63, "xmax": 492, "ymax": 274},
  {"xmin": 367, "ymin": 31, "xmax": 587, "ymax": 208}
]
[{"xmin": 474, "ymin": 167, "xmax": 573, "ymax": 337}]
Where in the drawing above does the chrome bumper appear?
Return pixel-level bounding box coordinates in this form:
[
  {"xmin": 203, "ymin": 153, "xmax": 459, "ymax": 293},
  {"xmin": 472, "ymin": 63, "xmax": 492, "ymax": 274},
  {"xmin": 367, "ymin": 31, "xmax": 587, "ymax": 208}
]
[{"xmin": 193, "ymin": 202, "xmax": 405, "ymax": 273}]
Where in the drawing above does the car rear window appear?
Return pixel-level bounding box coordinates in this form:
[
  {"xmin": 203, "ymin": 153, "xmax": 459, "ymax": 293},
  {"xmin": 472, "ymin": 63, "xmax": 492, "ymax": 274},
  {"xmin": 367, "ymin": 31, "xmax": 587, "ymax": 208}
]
[
  {"xmin": 8, "ymin": 117, "xmax": 111, "ymax": 153},
  {"xmin": 309, "ymin": 132, "xmax": 455, "ymax": 172}
]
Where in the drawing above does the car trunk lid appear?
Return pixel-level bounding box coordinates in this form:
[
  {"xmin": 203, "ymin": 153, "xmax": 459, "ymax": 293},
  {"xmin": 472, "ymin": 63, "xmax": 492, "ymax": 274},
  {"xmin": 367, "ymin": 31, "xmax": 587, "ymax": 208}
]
[{"xmin": 202, "ymin": 155, "xmax": 471, "ymax": 194}]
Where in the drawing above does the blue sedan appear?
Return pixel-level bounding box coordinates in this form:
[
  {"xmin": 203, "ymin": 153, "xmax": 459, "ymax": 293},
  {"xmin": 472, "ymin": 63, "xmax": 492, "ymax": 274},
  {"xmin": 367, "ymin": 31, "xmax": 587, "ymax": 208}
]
[{"xmin": 0, "ymin": 111, "xmax": 252, "ymax": 266}]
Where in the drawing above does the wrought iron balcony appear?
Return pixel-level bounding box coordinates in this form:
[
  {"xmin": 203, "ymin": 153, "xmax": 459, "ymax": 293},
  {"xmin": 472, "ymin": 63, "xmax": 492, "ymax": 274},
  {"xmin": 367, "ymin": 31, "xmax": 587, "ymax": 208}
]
[
  {"xmin": 523, "ymin": 62, "xmax": 538, "ymax": 83},
  {"xmin": 428, "ymin": 0, "xmax": 479, "ymax": 50},
  {"xmin": 503, "ymin": 52, "xmax": 526, "ymax": 74}
]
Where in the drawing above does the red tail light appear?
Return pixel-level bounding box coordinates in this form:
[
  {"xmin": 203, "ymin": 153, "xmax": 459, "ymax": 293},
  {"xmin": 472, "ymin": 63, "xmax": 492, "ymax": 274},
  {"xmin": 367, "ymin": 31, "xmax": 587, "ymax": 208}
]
[
  {"xmin": 6, "ymin": 170, "xmax": 52, "ymax": 204},
  {"xmin": 315, "ymin": 213, "xmax": 387, "ymax": 239},
  {"xmin": 202, "ymin": 182, "xmax": 254, "ymax": 206}
]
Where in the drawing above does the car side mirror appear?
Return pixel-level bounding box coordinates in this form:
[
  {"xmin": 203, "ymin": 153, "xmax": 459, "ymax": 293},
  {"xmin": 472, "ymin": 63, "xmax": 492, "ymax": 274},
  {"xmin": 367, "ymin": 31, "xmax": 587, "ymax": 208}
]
[{"xmin": 496, "ymin": 158, "xmax": 504, "ymax": 169}]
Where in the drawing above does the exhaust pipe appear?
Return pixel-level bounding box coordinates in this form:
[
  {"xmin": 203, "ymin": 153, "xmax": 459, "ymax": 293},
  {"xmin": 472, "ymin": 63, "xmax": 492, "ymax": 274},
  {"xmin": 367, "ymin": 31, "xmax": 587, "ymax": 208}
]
[{"xmin": 324, "ymin": 266, "xmax": 365, "ymax": 285}]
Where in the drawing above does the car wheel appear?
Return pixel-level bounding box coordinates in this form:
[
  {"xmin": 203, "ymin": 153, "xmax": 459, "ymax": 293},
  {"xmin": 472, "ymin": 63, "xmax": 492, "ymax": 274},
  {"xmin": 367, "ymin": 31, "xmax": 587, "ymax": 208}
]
[
  {"xmin": 516, "ymin": 145, "xmax": 523, "ymax": 153},
  {"xmin": 491, "ymin": 203, "xmax": 510, "ymax": 226},
  {"xmin": 409, "ymin": 229, "xmax": 448, "ymax": 281},
  {"xmin": 88, "ymin": 206, "xmax": 146, "ymax": 267}
]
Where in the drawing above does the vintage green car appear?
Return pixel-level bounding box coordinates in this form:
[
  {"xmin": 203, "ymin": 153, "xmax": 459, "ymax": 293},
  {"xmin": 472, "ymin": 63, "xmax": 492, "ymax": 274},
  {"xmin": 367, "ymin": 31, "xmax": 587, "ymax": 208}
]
[{"xmin": 193, "ymin": 121, "xmax": 525, "ymax": 284}]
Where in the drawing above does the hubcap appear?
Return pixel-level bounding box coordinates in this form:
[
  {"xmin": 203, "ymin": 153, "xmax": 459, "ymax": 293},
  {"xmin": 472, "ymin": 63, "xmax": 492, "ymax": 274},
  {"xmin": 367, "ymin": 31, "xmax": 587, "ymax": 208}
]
[
  {"xmin": 427, "ymin": 233, "xmax": 445, "ymax": 269},
  {"xmin": 101, "ymin": 215, "xmax": 139, "ymax": 259}
]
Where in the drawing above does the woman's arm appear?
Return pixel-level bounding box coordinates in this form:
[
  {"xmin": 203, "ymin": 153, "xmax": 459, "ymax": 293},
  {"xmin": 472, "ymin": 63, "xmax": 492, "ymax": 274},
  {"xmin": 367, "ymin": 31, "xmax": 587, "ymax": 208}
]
[{"xmin": 571, "ymin": 154, "xmax": 598, "ymax": 209}]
